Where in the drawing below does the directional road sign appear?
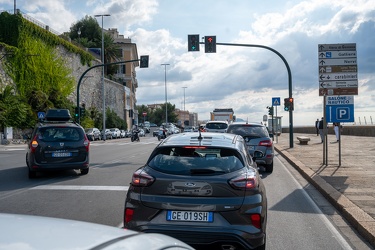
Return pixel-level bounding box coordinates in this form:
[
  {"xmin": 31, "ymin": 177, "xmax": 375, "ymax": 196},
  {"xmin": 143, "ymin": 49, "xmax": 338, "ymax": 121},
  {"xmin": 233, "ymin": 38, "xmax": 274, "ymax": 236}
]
[
  {"xmin": 325, "ymin": 95, "xmax": 354, "ymax": 123},
  {"xmin": 272, "ymin": 97, "xmax": 280, "ymax": 106},
  {"xmin": 318, "ymin": 43, "xmax": 358, "ymax": 96}
]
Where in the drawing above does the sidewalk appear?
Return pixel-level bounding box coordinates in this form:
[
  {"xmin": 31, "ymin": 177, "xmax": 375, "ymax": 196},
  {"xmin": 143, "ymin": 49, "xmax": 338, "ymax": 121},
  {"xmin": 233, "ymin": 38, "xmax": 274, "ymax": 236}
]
[{"xmin": 274, "ymin": 132, "xmax": 375, "ymax": 246}]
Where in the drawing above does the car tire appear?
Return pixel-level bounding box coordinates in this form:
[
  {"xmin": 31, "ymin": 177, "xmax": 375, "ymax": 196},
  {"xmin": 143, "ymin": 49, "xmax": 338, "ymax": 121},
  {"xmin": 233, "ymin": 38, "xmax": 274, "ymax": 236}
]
[
  {"xmin": 256, "ymin": 242, "xmax": 266, "ymax": 250},
  {"xmin": 265, "ymin": 162, "xmax": 273, "ymax": 173},
  {"xmin": 80, "ymin": 168, "xmax": 89, "ymax": 175}
]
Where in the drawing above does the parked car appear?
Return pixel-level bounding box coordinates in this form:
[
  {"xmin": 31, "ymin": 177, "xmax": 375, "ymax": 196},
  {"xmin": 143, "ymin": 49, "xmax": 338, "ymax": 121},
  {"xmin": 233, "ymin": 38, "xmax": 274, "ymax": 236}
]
[
  {"xmin": 139, "ymin": 128, "xmax": 145, "ymax": 137},
  {"xmin": 125, "ymin": 130, "xmax": 132, "ymax": 138},
  {"xmin": 204, "ymin": 121, "xmax": 228, "ymax": 133},
  {"xmin": 183, "ymin": 126, "xmax": 194, "ymax": 132},
  {"xmin": 150, "ymin": 123, "xmax": 158, "ymax": 127},
  {"xmin": 0, "ymin": 213, "xmax": 194, "ymax": 250},
  {"xmin": 226, "ymin": 121, "xmax": 274, "ymax": 173},
  {"xmin": 26, "ymin": 109, "xmax": 90, "ymax": 178},
  {"xmin": 101, "ymin": 129, "xmax": 112, "ymax": 140},
  {"xmin": 109, "ymin": 128, "xmax": 121, "ymax": 139},
  {"xmin": 85, "ymin": 127, "xmax": 101, "ymax": 141},
  {"xmin": 124, "ymin": 132, "xmax": 267, "ymax": 250},
  {"xmin": 120, "ymin": 129, "xmax": 126, "ymax": 138}
]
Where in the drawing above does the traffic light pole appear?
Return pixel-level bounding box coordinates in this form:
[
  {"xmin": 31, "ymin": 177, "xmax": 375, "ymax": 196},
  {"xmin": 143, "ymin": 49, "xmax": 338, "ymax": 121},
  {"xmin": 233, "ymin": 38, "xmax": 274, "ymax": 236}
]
[
  {"xmin": 76, "ymin": 59, "xmax": 141, "ymax": 124},
  {"xmin": 200, "ymin": 41, "xmax": 294, "ymax": 148}
]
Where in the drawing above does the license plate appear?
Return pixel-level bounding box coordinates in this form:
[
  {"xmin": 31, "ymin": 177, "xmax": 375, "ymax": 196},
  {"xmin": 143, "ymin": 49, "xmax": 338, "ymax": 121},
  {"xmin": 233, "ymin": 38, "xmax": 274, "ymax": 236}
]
[
  {"xmin": 166, "ymin": 211, "xmax": 213, "ymax": 222},
  {"xmin": 52, "ymin": 152, "xmax": 72, "ymax": 157},
  {"xmin": 247, "ymin": 146, "xmax": 255, "ymax": 150}
]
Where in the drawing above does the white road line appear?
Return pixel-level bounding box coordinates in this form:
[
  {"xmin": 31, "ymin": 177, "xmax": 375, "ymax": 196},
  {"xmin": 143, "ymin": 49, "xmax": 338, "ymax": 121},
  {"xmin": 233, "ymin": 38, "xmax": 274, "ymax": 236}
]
[{"xmin": 31, "ymin": 185, "xmax": 129, "ymax": 191}]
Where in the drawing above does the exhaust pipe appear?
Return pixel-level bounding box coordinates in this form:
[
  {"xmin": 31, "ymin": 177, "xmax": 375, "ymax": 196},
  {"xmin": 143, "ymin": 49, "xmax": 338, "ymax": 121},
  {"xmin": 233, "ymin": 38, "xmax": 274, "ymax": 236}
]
[{"xmin": 221, "ymin": 245, "xmax": 236, "ymax": 250}]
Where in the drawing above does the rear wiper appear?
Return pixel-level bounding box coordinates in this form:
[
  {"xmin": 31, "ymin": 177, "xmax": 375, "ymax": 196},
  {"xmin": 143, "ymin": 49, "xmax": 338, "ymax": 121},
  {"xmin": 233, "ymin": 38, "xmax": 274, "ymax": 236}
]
[{"xmin": 190, "ymin": 169, "xmax": 226, "ymax": 175}]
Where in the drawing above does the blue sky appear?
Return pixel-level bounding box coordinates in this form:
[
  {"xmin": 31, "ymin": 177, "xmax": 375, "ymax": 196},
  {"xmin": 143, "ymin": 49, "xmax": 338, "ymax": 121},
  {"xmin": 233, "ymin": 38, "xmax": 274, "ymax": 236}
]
[{"xmin": 1, "ymin": 0, "xmax": 374, "ymax": 126}]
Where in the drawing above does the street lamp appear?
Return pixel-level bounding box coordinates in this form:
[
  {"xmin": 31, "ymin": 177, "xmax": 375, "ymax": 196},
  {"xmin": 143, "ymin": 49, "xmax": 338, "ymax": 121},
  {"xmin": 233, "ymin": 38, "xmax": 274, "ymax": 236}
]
[
  {"xmin": 94, "ymin": 14, "xmax": 110, "ymax": 140},
  {"xmin": 182, "ymin": 87, "xmax": 187, "ymax": 111},
  {"xmin": 161, "ymin": 63, "xmax": 170, "ymax": 126}
]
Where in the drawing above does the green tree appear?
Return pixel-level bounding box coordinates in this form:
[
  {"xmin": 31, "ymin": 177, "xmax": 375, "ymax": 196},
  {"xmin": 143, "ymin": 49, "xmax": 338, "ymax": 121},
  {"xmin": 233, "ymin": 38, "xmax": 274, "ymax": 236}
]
[
  {"xmin": 69, "ymin": 15, "xmax": 101, "ymax": 46},
  {"xmin": 0, "ymin": 85, "xmax": 29, "ymax": 130},
  {"xmin": 106, "ymin": 108, "xmax": 127, "ymax": 130},
  {"xmin": 149, "ymin": 103, "xmax": 178, "ymax": 126}
]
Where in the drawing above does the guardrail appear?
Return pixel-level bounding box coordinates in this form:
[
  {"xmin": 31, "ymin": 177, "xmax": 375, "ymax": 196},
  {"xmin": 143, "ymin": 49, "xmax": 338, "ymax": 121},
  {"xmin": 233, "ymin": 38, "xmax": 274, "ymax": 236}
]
[{"xmin": 282, "ymin": 125, "xmax": 375, "ymax": 137}]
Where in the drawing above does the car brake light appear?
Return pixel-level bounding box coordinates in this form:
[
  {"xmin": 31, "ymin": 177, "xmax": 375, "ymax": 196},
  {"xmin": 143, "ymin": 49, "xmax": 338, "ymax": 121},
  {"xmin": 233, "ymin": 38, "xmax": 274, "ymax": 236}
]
[
  {"xmin": 258, "ymin": 139, "xmax": 272, "ymax": 147},
  {"xmin": 251, "ymin": 214, "xmax": 261, "ymax": 229},
  {"xmin": 83, "ymin": 134, "xmax": 90, "ymax": 151},
  {"xmin": 183, "ymin": 146, "xmax": 207, "ymax": 149},
  {"xmin": 131, "ymin": 169, "xmax": 155, "ymax": 187},
  {"xmin": 125, "ymin": 208, "xmax": 134, "ymax": 223},
  {"xmin": 228, "ymin": 171, "xmax": 258, "ymax": 190}
]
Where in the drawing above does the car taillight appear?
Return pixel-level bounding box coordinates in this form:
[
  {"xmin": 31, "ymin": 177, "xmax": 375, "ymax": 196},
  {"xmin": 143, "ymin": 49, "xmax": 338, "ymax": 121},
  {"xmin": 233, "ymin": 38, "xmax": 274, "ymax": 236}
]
[
  {"xmin": 125, "ymin": 208, "xmax": 134, "ymax": 223},
  {"xmin": 30, "ymin": 135, "xmax": 39, "ymax": 153},
  {"xmin": 251, "ymin": 214, "xmax": 261, "ymax": 229},
  {"xmin": 131, "ymin": 169, "xmax": 155, "ymax": 187},
  {"xmin": 258, "ymin": 139, "xmax": 272, "ymax": 147},
  {"xmin": 228, "ymin": 171, "xmax": 258, "ymax": 190},
  {"xmin": 83, "ymin": 134, "xmax": 90, "ymax": 151}
]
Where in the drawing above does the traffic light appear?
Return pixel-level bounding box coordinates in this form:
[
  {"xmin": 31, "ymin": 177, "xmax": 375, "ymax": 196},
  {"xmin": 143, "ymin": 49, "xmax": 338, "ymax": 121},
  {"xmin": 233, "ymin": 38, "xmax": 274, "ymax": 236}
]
[
  {"xmin": 267, "ymin": 106, "xmax": 274, "ymax": 116},
  {"xmin": 188, "ymin": 34, "xmax": 200, "ymax": 52},
  {"xmin": 284, "ymin": 97, "xmax": 294, "ymax": 111},
  {"xmin": 204, "ymin": 36, "xmax": 216, "ymax": 53},
  {"xmin": 140, "ymin": 55, "xmax": 149, "ymax": 68},
  {"xmin": 80, "ymin": 106, "xmax": 86, "ymax": 117},
  {"xmin": 74, "ymin": 107, "xmax": 79, "ymax": 117}
]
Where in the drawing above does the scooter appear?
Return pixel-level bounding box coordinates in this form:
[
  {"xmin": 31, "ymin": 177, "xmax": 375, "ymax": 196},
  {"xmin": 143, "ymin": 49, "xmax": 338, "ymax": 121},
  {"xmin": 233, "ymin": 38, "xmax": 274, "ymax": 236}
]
[{"xmin": 131, "ymin": 130, "xmax": 140, "ymax": 142}]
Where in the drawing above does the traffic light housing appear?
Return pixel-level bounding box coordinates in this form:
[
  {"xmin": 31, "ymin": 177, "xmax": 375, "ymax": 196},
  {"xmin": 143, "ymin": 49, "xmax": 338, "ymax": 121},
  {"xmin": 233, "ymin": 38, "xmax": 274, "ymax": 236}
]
[
  {"xmin": 140, "ymin": 55, "xmax": 149, "ymax": 68},
  {"xmin": 268, "ymin": 106, "xmax": 274, "ymax": 116},
  {"xmin": 80, "ymin": 106, "xmax": 86, "ymax": 117},
  {"xmin": 205, "ymin": 36, "xmax": 216, "ymax": 53},
  {"xmin": 74, "ymin": 107, "xmax": 79, "ymax": 117},
  {"xmin": 188, "ymin": 34, "xmax": 200, "ymax": 52},
  {"xmin": 284, "ymin": 97, "xmax": 294, "ymax": 111}
]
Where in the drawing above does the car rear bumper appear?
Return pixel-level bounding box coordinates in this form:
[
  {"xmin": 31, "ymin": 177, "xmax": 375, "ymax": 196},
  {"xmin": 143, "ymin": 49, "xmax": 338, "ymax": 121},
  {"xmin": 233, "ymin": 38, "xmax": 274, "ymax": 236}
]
[
  {"xmin": 27, "ymin": 156, "xmax": 89, "ymax": 171},
  {"xmin": 139, "ymin": 226, "xmax": 265, "ymax": 249}
]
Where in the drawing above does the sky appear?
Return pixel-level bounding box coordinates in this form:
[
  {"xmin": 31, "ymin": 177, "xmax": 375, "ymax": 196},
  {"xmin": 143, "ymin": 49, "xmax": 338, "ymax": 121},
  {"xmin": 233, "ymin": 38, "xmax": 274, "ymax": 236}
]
[{"xmin": 1, "ymin": 0, "xmax": 375, "ymax": 126}]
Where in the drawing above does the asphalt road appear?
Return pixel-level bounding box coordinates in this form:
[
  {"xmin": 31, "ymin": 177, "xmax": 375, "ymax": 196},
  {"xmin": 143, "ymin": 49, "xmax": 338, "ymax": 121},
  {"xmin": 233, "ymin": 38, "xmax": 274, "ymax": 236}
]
[{"xmin": 0, "ymin": 134, "xmax": 371, "ymax": 249}]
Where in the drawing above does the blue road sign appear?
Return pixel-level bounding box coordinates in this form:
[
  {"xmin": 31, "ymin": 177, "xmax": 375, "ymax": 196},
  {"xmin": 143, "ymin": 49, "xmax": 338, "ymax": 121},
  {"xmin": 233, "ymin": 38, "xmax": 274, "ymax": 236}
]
[
  {"xmin": 325, "ymin": 95, "xmax": 354, "ymax": 123},
  {"xmin": 272, "ymin": 97, "xmax": 280, "ymax": 106},
  {"xmin": 37, "ymin": 112, "xmax": 45, "ymax": 119}
]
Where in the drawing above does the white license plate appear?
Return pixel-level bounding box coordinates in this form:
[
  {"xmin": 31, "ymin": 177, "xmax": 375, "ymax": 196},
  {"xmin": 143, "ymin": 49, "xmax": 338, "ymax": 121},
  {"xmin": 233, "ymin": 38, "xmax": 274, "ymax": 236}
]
[
  {"xmin": 52, "ymin": 152, "xmax": 72, "ymax": 157},
  {"xmin": 166, "ymin": 211, "xmax": 213, "ymax": 222}
]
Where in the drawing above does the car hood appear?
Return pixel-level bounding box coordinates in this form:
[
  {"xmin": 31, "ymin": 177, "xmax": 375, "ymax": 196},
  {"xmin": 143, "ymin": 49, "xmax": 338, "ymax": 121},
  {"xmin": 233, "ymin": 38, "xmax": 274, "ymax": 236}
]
[{"xmin": 0, "ymin": 213, "xmax": 193, "ymax": 250}]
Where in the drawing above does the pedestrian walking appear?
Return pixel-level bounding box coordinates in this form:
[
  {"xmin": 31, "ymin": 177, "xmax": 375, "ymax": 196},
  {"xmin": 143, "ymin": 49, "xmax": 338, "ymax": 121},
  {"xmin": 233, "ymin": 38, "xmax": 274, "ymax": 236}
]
[
  {"xmin": 315, "ymin": 118, "xmax": 319, "ymax": 136},
  {"xmin": 318, "ymin": 117, "xmax": 324, "ymax": 143},
  {"xmin": 333, "ymin": 122, "xmax": 340, "ymax": 142}
]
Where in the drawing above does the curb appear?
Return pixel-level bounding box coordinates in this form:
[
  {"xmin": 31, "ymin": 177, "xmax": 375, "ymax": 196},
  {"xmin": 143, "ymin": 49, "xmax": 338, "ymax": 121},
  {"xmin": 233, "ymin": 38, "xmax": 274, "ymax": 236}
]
[{"xmin": 275, "ymin": 145, "xmax": 375, "ymax": 246}]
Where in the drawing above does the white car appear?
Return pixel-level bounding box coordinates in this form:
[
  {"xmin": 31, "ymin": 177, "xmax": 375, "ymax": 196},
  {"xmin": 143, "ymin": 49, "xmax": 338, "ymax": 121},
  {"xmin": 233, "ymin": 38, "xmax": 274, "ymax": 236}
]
[
  {"xmin": 139, "ymin": 128, "xmax": 145, "ymax": 137},
  {"xmin": 109, "ymin": 128, "xmax": 121, "ymax": 139},
  {"xmin": 0, "ymin": 213, "xmax": 194, "ymax": 250}
]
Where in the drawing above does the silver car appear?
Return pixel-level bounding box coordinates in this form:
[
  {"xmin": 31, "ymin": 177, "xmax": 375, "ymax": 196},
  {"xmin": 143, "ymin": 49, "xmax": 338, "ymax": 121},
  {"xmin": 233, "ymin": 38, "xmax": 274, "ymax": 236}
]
[
  {"xmin": 204, "ymin": 121, "xmax": 228, "ymax": 133},
  {"xmin": 0, "ymin": 213, "xmax": 193, "ymax": 250},
  {"xmin": 227, "ymin": 122, "xmax": 274, "ymax": 173}
]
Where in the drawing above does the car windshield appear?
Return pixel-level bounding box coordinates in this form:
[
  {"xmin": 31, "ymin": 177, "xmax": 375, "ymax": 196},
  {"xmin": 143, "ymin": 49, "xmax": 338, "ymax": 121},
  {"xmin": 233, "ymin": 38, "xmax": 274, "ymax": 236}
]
[
  {"xmin": 148, "ymin": 147, "xmax": 244, "ymax": 175},
  {"xmin": 227, "ymin": 125, "xmax": 269, "ymax": 138},
  {"xmin": 38, "ymin": 127, "xmax": 82, "ymax": 142},
  {"xmin": 206, "ymin": 123, "xmax": 228, "ymax": 129}
]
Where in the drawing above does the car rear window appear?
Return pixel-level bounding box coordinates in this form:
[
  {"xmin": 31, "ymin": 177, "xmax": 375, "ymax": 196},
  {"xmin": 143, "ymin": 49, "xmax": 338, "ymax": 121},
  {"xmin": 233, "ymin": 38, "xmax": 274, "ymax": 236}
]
[
  {"xmin": 227, "ymin": 125, "xmax": 269, "ymax": 138},
  {"xmin": 148, "ymin": 147, "xmax": 244, "ymax": 175},
  {"xmin": 205, "ymin": 122, "xmax": 228, "ymax": 130},
  {"xmin": 37, "ymin": 127, "xmax": 83, "ymax": 142}
]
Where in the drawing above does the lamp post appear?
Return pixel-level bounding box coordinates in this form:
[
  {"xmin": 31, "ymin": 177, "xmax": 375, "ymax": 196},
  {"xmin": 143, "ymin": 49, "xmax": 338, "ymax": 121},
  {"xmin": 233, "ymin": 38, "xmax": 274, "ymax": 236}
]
[
  {"xmin": 94, "ymin": 14, "xmax": 110, "ymax": 140},
  {"xmin": 77, "ymin": 28, "xmax": 81, "ymax": 44},
  {"xmin": 182, "ymin": 87, "xmax": 187, "ymax": 111},
  {"xmin": 161, "ymin": 63, "xmax": 170, "ymax": 126}
]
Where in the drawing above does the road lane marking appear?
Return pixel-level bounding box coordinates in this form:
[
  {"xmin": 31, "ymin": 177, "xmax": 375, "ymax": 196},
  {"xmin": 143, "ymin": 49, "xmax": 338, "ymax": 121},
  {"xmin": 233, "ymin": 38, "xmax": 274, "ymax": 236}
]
[{"xmin": 31, "ymin": 185, "xmax": 129, "ymax": 191}]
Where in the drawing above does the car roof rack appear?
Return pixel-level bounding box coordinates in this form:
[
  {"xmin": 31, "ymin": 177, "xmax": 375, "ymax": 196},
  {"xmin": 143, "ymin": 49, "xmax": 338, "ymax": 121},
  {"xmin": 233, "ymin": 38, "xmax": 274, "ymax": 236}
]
[{"xmin": 39, "ymin": 109, "xmax": 76, "ymax": 124}]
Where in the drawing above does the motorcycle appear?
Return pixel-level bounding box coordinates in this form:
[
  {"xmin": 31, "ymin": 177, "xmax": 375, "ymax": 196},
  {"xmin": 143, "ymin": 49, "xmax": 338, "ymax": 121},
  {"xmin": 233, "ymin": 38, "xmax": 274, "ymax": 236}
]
[
  {"xmin": 157, "ymin": 129, "xmax": 167, "ymax": 141},
  {"xmin": 131, "ymin": 129, "xmax": 140, "ymax": 142}
]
